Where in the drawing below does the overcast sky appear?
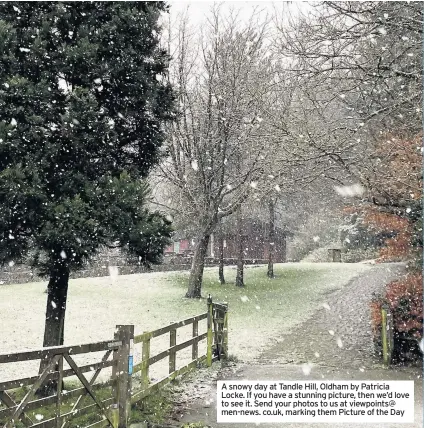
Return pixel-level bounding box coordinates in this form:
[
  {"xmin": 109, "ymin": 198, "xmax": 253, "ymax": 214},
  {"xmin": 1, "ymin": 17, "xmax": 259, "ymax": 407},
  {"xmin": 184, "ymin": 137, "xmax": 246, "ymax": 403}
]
[{"xmin": 167, "ymin": 1, "xmax": 310, "ymax": 27}]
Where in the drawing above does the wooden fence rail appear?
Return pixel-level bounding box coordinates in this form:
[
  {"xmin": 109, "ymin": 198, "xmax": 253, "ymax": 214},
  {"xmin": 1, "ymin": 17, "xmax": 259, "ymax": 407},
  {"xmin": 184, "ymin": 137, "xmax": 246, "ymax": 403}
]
[{"xmin": 0, "ymin": 298, "xmax": 228, "ymax": 428}]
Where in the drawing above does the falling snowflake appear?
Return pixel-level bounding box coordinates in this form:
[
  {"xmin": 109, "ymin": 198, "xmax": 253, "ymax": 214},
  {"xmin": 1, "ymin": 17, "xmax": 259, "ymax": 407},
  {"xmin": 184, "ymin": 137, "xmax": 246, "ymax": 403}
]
[
  {"xmin": 328, "ymin": 330, "xmax": 335, "ymax": 336},
  {"xmin": 314, "ymin": 352, "xmax": 320, "ymax": 358},
  {"xmin": 301, "ymin": 363, "xmax": 313, "ymax": 375},
  {"xmin": 60, "ymin": 250, "xmax": 67, "ymax": 259},
  {"xmin": 336, "ymin": 337, "xmax": 343, "ymax": 348},
  {"xmin": 313, "ymin": 236, "xmax": 320, "ymax": 242},
  {"xmin": 8, "ymin": 261, "xmax": 14, "ymax": 267},
  {"xmin": 35, "ymin": 415, "xmax": 44, "ymax": 421},
  {"xmin": 10, "ymin": 118, "xmax": 17, "ymax": 127},
  {"xmin": 94, "ymin": 78, "xmax": 102, "ymax": 84},
  {"xmin": 51, "ymin": 301, "xmax": 57, "ymax": 309},
  {"xmin": 250, "ymin": 181, "xmax": 258, "ymax": 189},
  {"xmin": 191, "ymin": 159, "xmax": 198, "ymax": 171},
  {"xmin": 334, "ymin": 184, "xmax": 364, "ymax": 197},
  {"xmin": 274, "ymin": 184, "xmax": 281, "ymax": 192},
  {"xmin": 322, "ymin": 303, "xmax": 330, "ymax": 311},
  {"xmin": 240, "ymin": 295, "xmax": 249, "ymax": 303},
  {"xmin": 255, "ymin": 305, "xmax": 260, "ymax": 310}
]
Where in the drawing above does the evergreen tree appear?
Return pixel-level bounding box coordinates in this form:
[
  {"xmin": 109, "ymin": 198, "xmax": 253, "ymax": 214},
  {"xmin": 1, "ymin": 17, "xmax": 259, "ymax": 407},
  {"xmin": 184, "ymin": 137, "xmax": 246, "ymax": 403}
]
[{"xmin": 0, "ymin": 2, "xmax": 175, "ymax": 353}]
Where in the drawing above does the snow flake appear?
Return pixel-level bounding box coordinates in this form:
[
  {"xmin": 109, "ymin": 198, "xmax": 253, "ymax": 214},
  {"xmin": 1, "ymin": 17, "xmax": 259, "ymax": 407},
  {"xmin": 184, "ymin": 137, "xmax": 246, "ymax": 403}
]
[
  {"xmin": 3, "ymin": 83, "xmax": 9, "ymax": 88},
  {"xmin": 117, "ymin": 112, "xmax": 124, "ymax": 119},
  {"xmin": 301, "ymin": 363, "xmax": 313, "ymax": 375},
  {"xmin": 35, "ymin": 415, "xmax": 44, "ymax": 421},
  {"xmin": 383, "ymin": 13, "xmax": 389, "ymax": 18},
  {"xmin": 336, "ymin": 337, "xmax": 343, "ymax": 348},
  {"xmin": 378, "ymin": 27, "xmax": 387, "ymax": 35},
  {"xmin": 191, "ymin": 159, "xmax": 198, "ymax": 171},
  {"xmin": 322, "ymin": 303, "xmax": 330, "ymax": 311},
  {"xmin": 10, "ymin": 118, "xmax": 17, "ymax": 127},
  {"xmin": 274, "ymin": 184, "xmax": 281, "ymax": 192},
  {"xmin": 240, "ymin": 295, "xmax": 249, "ymax": 303},
  {"xmin": 314, "ymin": 352, "xmax": 320, "ymax": 358},
  {"xmin": 60, "ymin": 250, "xmax": 67, "ymax": 259},
  {"xmin": 19, "ymin": 47, "xmax": 30, "ymax": 53},
  {"xmin": 8, "ymin": 260, "xmax": 14, "ymax": 267},
  {"xmin": 401, "ymin": 36, "xmax": 409, "ymax": 41},
  {"xmin": 94, "ymin": 78, "xmax": 102, "ymax": 84},
  {"xmin": 313, "ymin": 236, "xmax": 320, "ymax": 242},
  {"xmin": 250, "ymin": 181, "xmax": 257, "ymax": 189},
  {"xmin": 406, "ymin": 207, "xmax": 411, "ymax": 214},
  {"xmin": 255, "ymin": 305, "xmax": 260, "ymax": 310},
  {"xmin": 334, "ymin": 183, "xmax": 364, "ymax": 197},
  {"xmin": 328, "ymin": 330, "xmax": 335, "ymax": 336},
  {"xmin": 51, "ymin": 301, "xmax": 57, "ymax": 309}
]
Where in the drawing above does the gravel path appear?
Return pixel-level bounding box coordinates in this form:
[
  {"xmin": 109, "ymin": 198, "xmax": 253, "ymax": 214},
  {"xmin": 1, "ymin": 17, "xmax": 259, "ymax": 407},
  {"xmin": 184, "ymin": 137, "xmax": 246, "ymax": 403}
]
[
  {"xmin": 259, "ymin": 263, "xmax": 407, "ymax": 369},
  {"xmin": 177, "ymin": 263, "xmax": 423, "ymax": 428}
]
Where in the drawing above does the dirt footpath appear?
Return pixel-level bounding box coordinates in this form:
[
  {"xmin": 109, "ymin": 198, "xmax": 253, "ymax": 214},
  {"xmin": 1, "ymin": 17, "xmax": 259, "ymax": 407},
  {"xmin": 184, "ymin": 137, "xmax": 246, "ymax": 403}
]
[{"xmin": 176, "ymin": 263, "xmax": 423, "ymax": 428}]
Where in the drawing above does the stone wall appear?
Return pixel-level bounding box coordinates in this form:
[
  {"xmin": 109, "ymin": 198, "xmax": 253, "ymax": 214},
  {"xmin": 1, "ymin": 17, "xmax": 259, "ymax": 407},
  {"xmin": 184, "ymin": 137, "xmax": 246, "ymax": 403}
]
[{"xmin": 0, "ymin": 249, "xmax": 268, "ymax": 285}]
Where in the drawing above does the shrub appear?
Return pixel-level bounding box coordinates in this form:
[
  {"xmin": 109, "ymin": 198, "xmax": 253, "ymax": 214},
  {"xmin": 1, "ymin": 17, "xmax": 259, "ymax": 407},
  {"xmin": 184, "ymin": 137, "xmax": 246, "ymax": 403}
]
[{"xmin": 370, "ymin": 273, "xmax": 423, "ymax": 363}]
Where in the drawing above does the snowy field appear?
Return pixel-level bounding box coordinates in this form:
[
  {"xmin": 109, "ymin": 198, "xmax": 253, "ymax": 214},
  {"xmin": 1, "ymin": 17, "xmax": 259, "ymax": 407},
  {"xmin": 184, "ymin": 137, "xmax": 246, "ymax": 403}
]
[{"xmin": 0, "ymin": 263, "xmax": 371, "ymax": 385}]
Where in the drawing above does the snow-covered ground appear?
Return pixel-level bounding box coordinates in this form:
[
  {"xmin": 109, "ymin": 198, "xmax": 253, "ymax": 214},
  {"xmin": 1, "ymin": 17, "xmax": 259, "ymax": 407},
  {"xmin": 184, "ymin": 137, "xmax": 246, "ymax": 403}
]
[{"xmin": 0, "ymin": 263, "xmax": 370, "ymax": 385}]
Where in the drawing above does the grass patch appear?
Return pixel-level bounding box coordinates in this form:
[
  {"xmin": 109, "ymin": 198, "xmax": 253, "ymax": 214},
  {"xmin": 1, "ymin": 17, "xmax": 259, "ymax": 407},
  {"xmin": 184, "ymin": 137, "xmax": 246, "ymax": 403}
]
[{"xmin": 170, "ymin": 263, "xmax": 370, "ymax": 362}]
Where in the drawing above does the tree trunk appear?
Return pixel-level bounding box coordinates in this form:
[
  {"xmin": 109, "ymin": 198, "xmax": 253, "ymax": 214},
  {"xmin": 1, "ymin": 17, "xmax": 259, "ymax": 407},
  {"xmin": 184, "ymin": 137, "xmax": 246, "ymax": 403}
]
[
  {"xmin": 186, "ymin": 234, "xmax": 210, "ymax": 298},
  {"xmin": 267, "ymin": 199, "xmax": 275, "ymax": 278},
  {"xmin": 37, "ymin": 265, "xmax": 70, "ymax": 396},
  {"xmin": 218, "ymin": 221, "xmax": 225, "ymax": 285},
  {"xmin": 235, "ymin": 206, "xmax": 245, "ymax": 287}
]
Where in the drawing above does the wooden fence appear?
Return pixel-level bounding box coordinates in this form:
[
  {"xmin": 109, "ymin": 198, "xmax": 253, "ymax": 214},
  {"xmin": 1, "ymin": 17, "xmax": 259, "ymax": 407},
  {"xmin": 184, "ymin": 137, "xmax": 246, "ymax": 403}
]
[{"xmin": 0, "ymin": 297, "xmax": 228, "ymax": 428}]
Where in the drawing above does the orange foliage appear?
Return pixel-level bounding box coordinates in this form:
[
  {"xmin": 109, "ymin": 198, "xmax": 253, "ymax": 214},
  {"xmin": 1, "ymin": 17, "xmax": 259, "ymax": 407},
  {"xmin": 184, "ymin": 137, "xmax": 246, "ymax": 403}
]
[{"xmin": 370, "ymin": 273, "xmax": 423, "ymax": 339}]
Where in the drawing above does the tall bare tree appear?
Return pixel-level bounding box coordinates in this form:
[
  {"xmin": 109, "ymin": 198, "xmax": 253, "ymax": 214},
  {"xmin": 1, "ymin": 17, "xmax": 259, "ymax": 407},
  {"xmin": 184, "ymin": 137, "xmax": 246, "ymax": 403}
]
[{"xmin": 160, "ymin": 6, "xmax": 280, "ymax": 297}]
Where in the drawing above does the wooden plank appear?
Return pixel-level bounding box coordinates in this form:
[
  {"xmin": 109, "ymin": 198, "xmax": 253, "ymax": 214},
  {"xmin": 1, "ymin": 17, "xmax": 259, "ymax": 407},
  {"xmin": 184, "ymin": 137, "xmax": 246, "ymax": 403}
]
[
  {"xmin": 169, "ymin": 329, "xmax": 176, "ymax": 374},
  {"xmin": 62, "ymin": 354, "xmax": 115, "ymax": 427},
  {"xmin": 6, "ymin": 355, "xmax": 60, "ymax": 428},
  {"xmin": 133, "ymin": 313, "xmax": 207, "ymax": 344},
  {"xmin": 0, "ymin": 381, "xmax": 114, "ymax": 420},
  {"xmin": 207, "ymin": 298, "xmax": 213, "ymax": 367},
  {"xmin": 113, "ymin": 325, "xmax": 133, "ymax": 428},
  {"xmin": 29, "ymin": 398, "xmax": 114, "ymax": 428},
  {"xmin": 0, "ymin": 359, "xmax": 115, "ymax": 391},
  {"xmin": 133, "ymin": 332, "xmax": 208, "ymax": 373},
  {"xmin": 192, "ymin": 320, "xmax": 198, "ymax": 360},
  {"xmin": 61, "ymin": 350, "xmax": 113, "ymax": 428},
  {"xmin": 131, "ymin": 355, "xmax": 207, "ymax": 404},
  {"xmin": 56, "ymin": 355, "xmax": 63, "ymax": 427},
  {"xmin": 0, "ymin": 341, "xmax": 120, "ymax": 364},
  {"xmin": 141, "ymin": 335, "xmax": 150, "ymax": 389},
  {"xmin": 0, "ymin": 391, "xmax": 33, "ymax": 426}
]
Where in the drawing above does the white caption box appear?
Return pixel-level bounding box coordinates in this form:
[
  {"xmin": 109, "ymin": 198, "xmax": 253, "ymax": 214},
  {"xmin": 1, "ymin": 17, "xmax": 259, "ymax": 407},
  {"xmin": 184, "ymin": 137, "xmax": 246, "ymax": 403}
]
[{"xmin": 217, "ymin": 380, "xmax": 414, "ymax": 423}]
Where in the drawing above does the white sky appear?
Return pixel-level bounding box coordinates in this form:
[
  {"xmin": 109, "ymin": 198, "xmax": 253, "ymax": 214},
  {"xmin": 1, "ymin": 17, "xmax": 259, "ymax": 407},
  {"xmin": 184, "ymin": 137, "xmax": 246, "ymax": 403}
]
[{"xmin": 168, "ymin": 1, "xmax": 311, "ymax": 27}]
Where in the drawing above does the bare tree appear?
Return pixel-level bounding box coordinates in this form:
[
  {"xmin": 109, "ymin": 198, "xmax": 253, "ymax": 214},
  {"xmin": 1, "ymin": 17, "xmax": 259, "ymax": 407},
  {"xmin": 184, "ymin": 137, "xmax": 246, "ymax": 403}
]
[{"xmin": 159, "ymin": 6, "xmax": 280, "ymax": 297}]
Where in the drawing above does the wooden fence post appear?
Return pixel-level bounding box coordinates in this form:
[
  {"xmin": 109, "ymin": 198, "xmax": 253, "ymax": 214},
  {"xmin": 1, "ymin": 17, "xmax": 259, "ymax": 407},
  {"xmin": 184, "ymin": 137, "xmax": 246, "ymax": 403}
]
[
  {"xmin": 169, "ymin": 326, "xmax": 176, "ymax": 374},
  {"xmin": 222, "ymin": 303, "xmax": 229, "ymax": 359},
  {"xmin": 113, "ymin": 325, "xmax": 134, "ymax": 428},
  {"xmin": 192, "ymin": 319, "xmax": 199, "ymax": 360},
  {"xmin": 141, "ymin": 333, "xmax": 151, "ymax": 389},
  {"xmin": 381, "ymin": 305, "xmax": 393, "ymax": 367},
  {"xmin": 207, "ymin": 295, "xmax": 213, "ymax": 367}
]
